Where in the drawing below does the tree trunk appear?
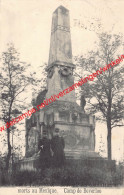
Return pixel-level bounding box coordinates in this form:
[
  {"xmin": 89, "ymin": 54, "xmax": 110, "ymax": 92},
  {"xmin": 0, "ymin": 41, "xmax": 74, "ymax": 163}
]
[
  {"xmin": 6, "ymin": 128, "xmax": 11, "ymax": 171},
  {"xmin": 107, "ymin": 70, "xmax": 112, "ymax": 160},
  {"xmin": 6, "ymin": 100, "xmax": 13, "ymax": 171},
  {"xmin": 107, "ymin": 118, "xmax": 112, "ymax": 160}
]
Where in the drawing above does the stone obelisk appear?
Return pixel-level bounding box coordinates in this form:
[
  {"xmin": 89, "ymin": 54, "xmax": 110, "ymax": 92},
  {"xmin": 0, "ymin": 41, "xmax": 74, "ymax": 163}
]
[
  {"xmin": 46, "ymin": 6, "xmax": 76, "ymax": 102},
  {"xmin": 48, "ymin": 6, "xmax": 73, "ymax": 66}
]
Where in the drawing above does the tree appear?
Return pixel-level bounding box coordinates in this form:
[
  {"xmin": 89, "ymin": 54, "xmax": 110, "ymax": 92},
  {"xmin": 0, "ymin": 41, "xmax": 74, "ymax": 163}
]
[
  {"xmin": 98, "ymin": 134, "xmax": 106, "ymax": 157},
  {"xmin": 0, "ymin": 44, "xmax": 42, "ymax": 171},
  {"xmin": 74, "ymin": 33, "xmax": 124, "ymax": 160}
]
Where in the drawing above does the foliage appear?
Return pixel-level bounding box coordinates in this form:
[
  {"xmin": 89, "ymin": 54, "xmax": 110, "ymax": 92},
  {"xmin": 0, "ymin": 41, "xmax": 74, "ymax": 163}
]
[
  {"xmin": 1, "ymin": 160, "xmax": 123, "ymax": 186},
  {"xmin": 0, "ymin": 43, "xmax": 46, "ymax": 171}
]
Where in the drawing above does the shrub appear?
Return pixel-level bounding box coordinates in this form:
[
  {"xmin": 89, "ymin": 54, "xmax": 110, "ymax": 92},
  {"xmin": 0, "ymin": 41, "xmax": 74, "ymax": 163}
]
[{"xmin": 1, "ymin": 160, "xmax": 123, "ymax": 186}]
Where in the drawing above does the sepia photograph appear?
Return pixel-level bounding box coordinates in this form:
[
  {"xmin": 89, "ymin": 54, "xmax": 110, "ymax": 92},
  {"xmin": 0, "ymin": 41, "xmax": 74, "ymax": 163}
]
[{"xmin": 0, "ymin": 0, "xmax": 124, "ymax": 194}]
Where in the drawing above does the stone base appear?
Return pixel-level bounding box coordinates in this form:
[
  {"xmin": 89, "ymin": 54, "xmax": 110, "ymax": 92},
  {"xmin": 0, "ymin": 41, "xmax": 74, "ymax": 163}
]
[
  {"xmin": 65, "ymin": 149, "xmax": 101, "ymax": 159},
  {"xmin": 18, "ymin": 156, "xmax": 39, "ymax": 172},
  {"xmin": 66, "ymin": 158, "xmax": 116, "ymax": 172},
  {"xmin": 18, "ymin": 149, "xmax": 103, "ymax": 172},
  {"xmin": 18, "ymin": 154, "xmax": 116, "ymax": 173},
  {"xmin": 18, "ymin": 150, "xmax": 100, "ymax": 172}
]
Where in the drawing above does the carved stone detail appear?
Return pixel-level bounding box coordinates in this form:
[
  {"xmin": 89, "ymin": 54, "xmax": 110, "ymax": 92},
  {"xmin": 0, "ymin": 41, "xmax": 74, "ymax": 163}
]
[
  {"xmin": 47, "ymin": 67, "xmax": 54, "ymax": 78},
  {"xmin": 58, "ymin": 66, "xmax": 73, "ymax": 76},
  {"xmin": 52, "ymin": 25, "xmax": 70, "ymax": 34}
]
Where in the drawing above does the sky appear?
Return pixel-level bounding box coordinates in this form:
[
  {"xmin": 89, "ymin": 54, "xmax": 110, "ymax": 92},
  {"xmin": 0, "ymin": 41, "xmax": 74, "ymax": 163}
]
[{"xmin": 0, "ymin": 0, "xmax": 124, "ymax": 162}]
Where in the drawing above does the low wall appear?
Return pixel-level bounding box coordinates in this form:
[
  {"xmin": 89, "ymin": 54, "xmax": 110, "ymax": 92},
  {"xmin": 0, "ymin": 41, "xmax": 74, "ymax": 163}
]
[
  {"xmin": 18, "ymin": 156, "xmax": 39, "ymax": 172},
  {"xmin": 18, "ymin": 154, "xmax": 116, "ymax": 173}
]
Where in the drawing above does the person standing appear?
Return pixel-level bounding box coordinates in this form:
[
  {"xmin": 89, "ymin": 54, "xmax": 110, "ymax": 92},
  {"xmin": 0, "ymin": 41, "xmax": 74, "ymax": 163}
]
[
  {"xmin": 51, "ymin": 128, "xmax": 65, "ymax": 167},
  {"xmin": 38, "ymin": 132, "xmax": 51, "ymax": 169}
]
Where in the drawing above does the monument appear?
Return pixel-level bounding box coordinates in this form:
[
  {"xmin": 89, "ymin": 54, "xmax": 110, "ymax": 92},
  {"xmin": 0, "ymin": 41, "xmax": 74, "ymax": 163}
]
[{"xmin": 19, "ymin": 6, "xmax": 100, "ymax": 171}]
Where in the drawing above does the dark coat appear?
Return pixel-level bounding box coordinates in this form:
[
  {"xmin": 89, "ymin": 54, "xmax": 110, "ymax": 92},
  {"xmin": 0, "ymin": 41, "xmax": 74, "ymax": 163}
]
[
  {"xmin": 38, "ymin": 137, "xmax": 51, "ymax": 168},
  {"xmin": 51, "ymin": 136, "xmax": 65, "ymax": 167}
]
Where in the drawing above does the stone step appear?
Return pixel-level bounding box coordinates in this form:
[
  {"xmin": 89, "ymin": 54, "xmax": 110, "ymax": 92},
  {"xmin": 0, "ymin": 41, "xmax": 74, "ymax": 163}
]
[{"xmin": 65, "ymin": 150, "xmax": 101, "ymax": 159}]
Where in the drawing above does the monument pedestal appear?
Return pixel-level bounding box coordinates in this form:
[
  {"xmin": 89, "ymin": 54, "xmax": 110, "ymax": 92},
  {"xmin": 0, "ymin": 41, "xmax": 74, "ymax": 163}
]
[{"xmin": 38, "ymin": 100, "xmax": 96, "ymax": 158}]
